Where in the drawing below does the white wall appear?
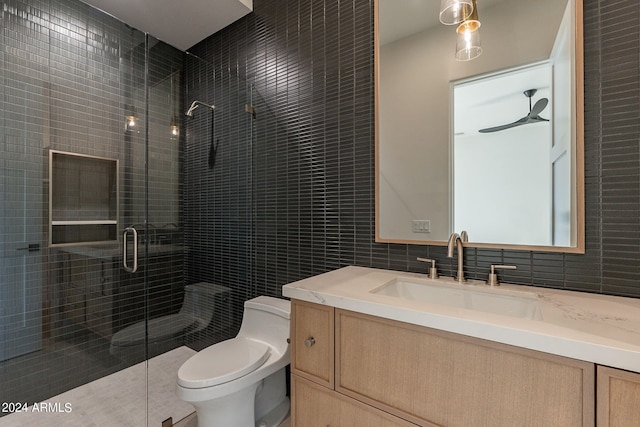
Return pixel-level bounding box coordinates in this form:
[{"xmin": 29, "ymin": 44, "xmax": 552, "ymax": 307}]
[{"xmin": 454, "ymin": 125, "xmax": 552, "ymax": 246}]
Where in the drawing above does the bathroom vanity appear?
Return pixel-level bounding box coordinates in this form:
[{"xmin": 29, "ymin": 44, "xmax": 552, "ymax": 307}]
[{"xmin": 283, "ymin": 266, "xmax": 640, "ymax": 426}]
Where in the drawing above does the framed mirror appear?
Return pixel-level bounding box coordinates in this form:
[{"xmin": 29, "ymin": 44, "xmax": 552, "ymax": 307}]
[{"xmin": 375, "ymin": 0, "xmax": 584, "ymax": 252}]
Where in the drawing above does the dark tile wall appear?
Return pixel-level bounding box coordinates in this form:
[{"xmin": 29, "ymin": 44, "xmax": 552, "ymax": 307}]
[
  {"xmin": 187, "ymin": 0, "xmax": 640, "ymax": 299},
  {"xmin": 182, "ymin": 54, "xmax": 255, "ymax": 345}
]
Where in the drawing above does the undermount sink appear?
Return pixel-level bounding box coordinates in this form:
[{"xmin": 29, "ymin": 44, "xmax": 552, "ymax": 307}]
[{"xmin": 370, "ymin": 277, "xmax": 543, "ymax": 320}]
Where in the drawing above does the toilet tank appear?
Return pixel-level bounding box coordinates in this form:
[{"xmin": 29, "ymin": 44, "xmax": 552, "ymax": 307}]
[{"xmin": 237, "ymin": 296, "xmax": 290, "ymax": 354}]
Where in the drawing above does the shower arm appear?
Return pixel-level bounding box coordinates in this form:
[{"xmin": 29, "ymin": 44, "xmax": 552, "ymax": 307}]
[{"xmin": 186, "ymin": 100, "xmax": 215, "ymax": 117}]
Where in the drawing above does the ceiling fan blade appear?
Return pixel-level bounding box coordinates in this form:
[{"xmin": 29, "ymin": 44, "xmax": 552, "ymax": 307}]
[
  {"xmin": 526, "ymin": 116, "xmax": 550, "ymax": 124},
  {"xmin": 478, "ymin": 93, "xmax": 550, "ymax": 133},
  {"xmin": 478, "ymin": 117, "xmax": 527, "ymax": 133},
  {"xmin": 530, "ymin": 98, "xmax": 548, "ymax": 118}
]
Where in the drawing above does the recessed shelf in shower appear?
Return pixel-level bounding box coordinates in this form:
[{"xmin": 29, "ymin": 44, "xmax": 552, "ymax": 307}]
[{"xmin": 49, "ymin": 150, "xmax": 119, "ymax": 247}]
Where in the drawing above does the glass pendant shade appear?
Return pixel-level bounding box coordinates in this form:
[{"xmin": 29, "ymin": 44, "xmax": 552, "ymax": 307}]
[
  {"xmin": 454, "ymin": 0, "xmax": 482, "ymax": 61},
  {"xmin": 125, "ymin": 104, "xmax": 138, "ymax": 129},
  {"xmin": 439, "ymin": 0, "xmax": 474, "ymax": 25},
  {"xmin": 455, "ymin": 23, "xmax": 482, "ymax": 61},
  {"xmin": 170, "ymin": 115, "xmax": 180, "ymax": 137}
]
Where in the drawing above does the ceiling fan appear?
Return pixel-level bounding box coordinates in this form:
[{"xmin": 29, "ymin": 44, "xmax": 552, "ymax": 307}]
[{"xmin": 478, "ymin": 89, "xmax": 549, "ymax": 133}]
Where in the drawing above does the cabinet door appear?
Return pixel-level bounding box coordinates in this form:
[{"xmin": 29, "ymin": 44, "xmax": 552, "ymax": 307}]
[
  {"xmin": 291, "ymin": 300, "xmax": 334, "ymax": 388},
  {"xmin": 292, "ymin": 375, "xmax": 417, "ymax": 427},
  {"xmin": 597, "ymin": 366, "xmax": 640, "ymax": 426},
  {"xmin": 336, "ymin": 309, "xmax": 595, "ymax": 427}
]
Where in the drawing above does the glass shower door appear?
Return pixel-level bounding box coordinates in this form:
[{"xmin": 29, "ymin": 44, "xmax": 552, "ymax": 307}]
[
  {"xmin": 143, "ymin": 35, "xmax": 193, "ymax": 426},
  {"xmin": 0, "ymin": 11, "xmax": 151, "ymax": 426},
  {"xmin": 0, "ymin": 17, "xmax": 187, "ymax": 427}
]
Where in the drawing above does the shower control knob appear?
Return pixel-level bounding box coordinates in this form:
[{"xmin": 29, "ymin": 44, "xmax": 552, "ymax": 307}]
[{"xmin": 304, "ymin": 337, "xmax": 316, "ymax": 348}]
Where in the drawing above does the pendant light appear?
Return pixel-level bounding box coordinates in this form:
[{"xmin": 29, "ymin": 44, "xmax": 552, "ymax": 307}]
[
  {"xmin": 169, "ymin": 72, "xmax": 179, "ymax": 137},
  {"xmin": 439, "ymin": 0, "xmax": 474, "ymax": 25},
  {"xmin": 125, "ymin": 104, "xmax": 138, "ymax": 129},
  {"xmin": 170, "ymin": 115, "xmax": 180, "ymax": 137},
  {"xmin": 125, "ymin": 30, "xmax": 138, "ymax": 131},
  {"xmin": 455, "ymin": 0, "xmax": 482, "ymax": 61}
]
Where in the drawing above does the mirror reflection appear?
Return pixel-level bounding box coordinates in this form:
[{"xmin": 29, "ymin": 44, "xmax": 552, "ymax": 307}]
[{"xmin": 376, "ymin": 0, "xmax": 583, "ymax": 251}]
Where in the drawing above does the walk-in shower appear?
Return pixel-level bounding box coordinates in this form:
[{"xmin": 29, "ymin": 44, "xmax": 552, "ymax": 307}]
[
  {"xmin": 1, "ymin": 1, "xmax": 258, "ymax": 424},
  {"xmin": 0, "ymin": 4, "xmax": 191, "ymax": 425}
]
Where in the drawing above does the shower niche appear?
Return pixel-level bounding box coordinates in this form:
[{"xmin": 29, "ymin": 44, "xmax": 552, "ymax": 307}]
[{"xmin": 49, "ymin": 150, "xmax": 119, "ymax": 246}]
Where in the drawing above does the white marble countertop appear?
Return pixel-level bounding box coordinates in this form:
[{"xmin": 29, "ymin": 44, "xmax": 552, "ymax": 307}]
[{"xmin": 282, "ymin": 266, "xmax": 640, "ymax": 372}]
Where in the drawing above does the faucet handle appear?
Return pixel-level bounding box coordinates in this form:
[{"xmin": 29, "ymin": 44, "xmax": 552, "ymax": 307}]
[
  {"xmin": 417, "ymin": 257, "xmax": 438, "ymax": 279},
  {"xmin": 487, "ymin": 264, "xmax": 517, "ymax": 286}
]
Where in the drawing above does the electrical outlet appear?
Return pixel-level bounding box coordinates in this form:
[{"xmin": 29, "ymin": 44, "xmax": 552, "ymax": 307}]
[{"xmin": 412, "ymin": 220, "xmax": 431, "ymax": 233}]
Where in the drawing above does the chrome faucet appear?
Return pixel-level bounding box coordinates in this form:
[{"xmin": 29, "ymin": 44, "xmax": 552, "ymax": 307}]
[{"xmin": 447, "ymin": 231, "xmax": 468, "ymax": 283}]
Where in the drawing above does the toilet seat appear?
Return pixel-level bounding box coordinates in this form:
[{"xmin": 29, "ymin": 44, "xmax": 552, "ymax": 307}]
[{"xmin": 177, "ymin": 338, "xmax": 270, "ymax": 389}]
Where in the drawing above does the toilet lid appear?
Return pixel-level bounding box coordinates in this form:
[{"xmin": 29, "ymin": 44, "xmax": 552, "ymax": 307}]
[{"xmin": 177, "ymin": 338, "xmax": 270, "ymax": 389}]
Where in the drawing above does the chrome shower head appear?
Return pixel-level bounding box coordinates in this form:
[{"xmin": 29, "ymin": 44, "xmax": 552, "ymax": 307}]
[{"xmin": 185, "ymin": 100, "xmax": 215, "ymax": 117}]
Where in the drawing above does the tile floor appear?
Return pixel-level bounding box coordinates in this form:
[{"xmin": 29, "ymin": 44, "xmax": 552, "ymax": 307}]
[
  {"xmin": 0, "ymin": 323, "xmax": 125, "ymax": 406},
  {"xmin": 0, "ymin": 347, "xmax": 196, "ymax": 427}
]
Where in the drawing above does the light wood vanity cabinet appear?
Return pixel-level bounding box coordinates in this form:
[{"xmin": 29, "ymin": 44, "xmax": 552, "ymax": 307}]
[
  {"xmin": 290, "ymin": 299, "xmax": 596, "ymax": 427},
  {"xmin": 597, "ymin": 366, "xmax": 640, "ymax": 426}
]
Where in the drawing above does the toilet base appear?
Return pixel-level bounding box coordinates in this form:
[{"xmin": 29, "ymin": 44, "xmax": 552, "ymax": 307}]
[
  {"xmin": 194, "ymin": 382, "xmax": 261, "ymax": 427},
  {"xmin": 194, "ymin": 394, "xmax": 289, "ymax": 427},
  {"xmin": 255, "ymin": 368, "xmax": 288, "ymax": 423},
  {"xmin": 190, "ymin": 368, "xmax": 290, "ymax": 427},
  {"xmin": 255, "ymin": 397, "xmax": 289, "ymax": 427}
]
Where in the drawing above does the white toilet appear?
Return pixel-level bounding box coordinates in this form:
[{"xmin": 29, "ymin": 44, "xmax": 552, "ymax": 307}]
[
  {"xmin": 176, "ymin": 296, "xmax": 291, "ymax": 427},
  {"xmin": 110, "ymin": 282, "xmax": 231, "ymax": 362}
]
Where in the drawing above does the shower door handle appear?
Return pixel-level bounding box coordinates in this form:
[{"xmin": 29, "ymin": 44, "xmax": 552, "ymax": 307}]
[{"xmin": 122, "ymin": 226, "xmax": 138, "ymax": 273}]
